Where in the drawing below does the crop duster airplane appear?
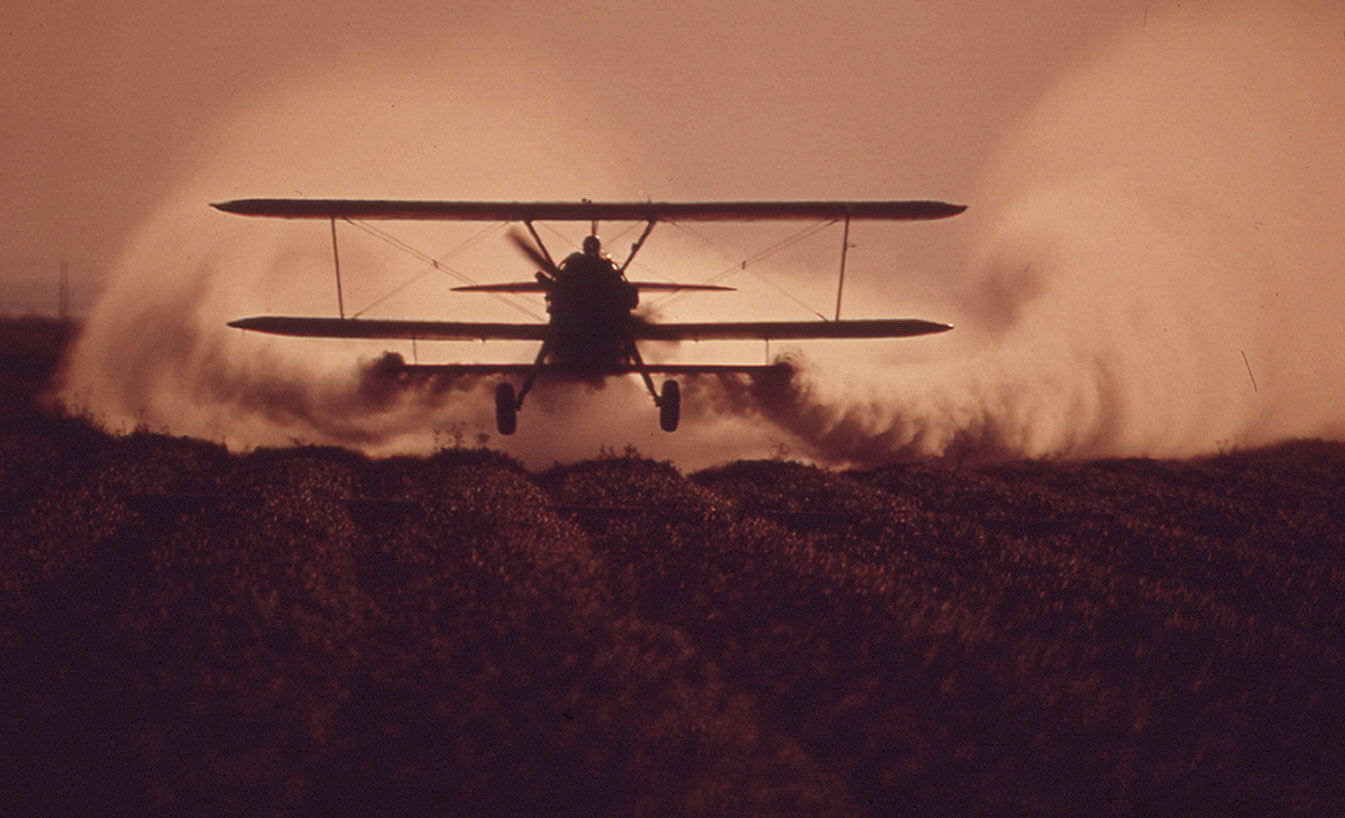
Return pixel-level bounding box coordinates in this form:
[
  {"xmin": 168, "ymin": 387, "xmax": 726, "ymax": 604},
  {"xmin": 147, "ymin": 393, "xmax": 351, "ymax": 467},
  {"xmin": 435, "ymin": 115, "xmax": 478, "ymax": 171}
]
[{"xmin": 214, "ymin": 198, "xmax": 965, "ymax": 434}]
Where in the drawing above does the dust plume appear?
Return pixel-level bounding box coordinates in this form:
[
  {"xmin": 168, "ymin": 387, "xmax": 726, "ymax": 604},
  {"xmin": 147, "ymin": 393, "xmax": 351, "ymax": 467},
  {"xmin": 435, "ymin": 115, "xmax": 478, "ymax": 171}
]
[{"xmin": 747, "ymin": 8, "xmax": 1345, "ymax": 466}]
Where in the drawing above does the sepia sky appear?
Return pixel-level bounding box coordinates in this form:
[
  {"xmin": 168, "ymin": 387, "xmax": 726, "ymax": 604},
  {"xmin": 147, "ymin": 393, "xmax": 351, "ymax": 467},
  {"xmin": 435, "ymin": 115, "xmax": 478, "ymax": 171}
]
[{"xmin": 3, "ymin": 0, "xmax": 1170, "ymax": 310}]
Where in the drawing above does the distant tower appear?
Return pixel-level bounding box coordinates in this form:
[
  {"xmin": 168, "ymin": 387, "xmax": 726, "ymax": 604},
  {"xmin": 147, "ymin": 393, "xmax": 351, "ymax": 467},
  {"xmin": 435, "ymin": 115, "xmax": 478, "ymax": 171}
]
[{"xmin": 58, "ymin": 260, "xmax": 69, "ymax": 320}]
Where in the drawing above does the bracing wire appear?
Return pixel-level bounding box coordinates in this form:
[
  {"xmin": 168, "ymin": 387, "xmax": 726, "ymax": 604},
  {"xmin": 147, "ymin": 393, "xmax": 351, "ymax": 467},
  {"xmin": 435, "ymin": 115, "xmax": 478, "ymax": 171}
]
[
  {"xmin": 652, "ymin": 219, "xmax": 839, "ymax": 317},
  {"xmin": 537, "ymin": 220, "xmax": 577, "ymax": 250},
  {"xmin": 338, "ymin": 215, "xmax": 841, "ymax": 322},
  {"xmin": 349, "ymin": 269, "xmax": 435, "ymax": 319},
  {"xmin": 535, "ymin": 218, "xmax": 639, "ymax": 250},
  {"xmin": 343, "ymin": 219, "xmax": 543, "ymax": 321}
]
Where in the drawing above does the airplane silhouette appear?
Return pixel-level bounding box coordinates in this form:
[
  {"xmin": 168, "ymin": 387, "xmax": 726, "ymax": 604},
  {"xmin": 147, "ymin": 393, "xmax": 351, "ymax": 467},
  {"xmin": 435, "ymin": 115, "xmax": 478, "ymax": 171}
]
[{"xmin": 214, "ymin": 198, "xmax": 964, "ymax": 433}]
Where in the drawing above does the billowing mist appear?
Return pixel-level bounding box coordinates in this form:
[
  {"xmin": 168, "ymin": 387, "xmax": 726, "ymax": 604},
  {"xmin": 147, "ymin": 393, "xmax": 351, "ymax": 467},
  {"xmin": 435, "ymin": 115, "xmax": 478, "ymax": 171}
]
[
  {"xmin": 58, "ymin": 5, "xmax": 1345, "ymax": 468},
  {"xmin": 757, "ymin": 8, "xmax": 1345, "ymax": 465}
]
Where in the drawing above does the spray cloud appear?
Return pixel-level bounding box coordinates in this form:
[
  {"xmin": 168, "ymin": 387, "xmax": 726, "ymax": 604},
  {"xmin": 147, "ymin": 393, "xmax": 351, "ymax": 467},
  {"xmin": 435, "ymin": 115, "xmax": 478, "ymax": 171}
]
[{"xmin": 752, "ymin": 8, "xmax": 1345, "ymax": 466}]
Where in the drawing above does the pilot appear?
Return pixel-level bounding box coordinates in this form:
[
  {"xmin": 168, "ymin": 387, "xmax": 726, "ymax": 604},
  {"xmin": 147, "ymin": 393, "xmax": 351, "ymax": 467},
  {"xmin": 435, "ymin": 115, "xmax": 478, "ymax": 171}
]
[
  {"xmin": 560, "ymin": 235, "xmax": 616, "ymax": 280},
  {"xmin": 556, "ymin": 235, "xmax": 637, "ymax": 311}
]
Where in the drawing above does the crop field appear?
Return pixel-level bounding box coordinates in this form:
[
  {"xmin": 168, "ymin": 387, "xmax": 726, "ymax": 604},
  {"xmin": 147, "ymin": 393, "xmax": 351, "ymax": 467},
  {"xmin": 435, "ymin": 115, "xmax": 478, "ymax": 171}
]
[{"xmin": 2, "ymin": 318, "xmax": 1343, "ymax": 815}]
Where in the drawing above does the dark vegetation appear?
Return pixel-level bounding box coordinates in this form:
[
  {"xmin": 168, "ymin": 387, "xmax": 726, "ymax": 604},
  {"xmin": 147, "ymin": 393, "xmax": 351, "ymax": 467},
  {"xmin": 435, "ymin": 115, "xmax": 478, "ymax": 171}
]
[{"xmin": 2, "ymin": 317, "xmax": 1343, "ymax": 814}]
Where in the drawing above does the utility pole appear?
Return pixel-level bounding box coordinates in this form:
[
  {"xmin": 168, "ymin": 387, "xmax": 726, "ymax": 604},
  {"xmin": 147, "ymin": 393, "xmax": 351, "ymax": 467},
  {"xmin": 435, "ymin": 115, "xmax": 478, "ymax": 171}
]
[{"xmin": 58, "ymin": 260, "xmax": 70, "ymax": 320}]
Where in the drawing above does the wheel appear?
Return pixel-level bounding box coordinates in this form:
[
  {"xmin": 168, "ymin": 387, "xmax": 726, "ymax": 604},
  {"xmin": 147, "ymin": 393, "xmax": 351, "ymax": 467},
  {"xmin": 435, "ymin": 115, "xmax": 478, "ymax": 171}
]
[
  {"xmin": 658, "ymin": 379, "xmax": 680, "ymax": 432},
  {"xmin": 495, "ymin": 381, "xmax": 517, "ymax": 435}
]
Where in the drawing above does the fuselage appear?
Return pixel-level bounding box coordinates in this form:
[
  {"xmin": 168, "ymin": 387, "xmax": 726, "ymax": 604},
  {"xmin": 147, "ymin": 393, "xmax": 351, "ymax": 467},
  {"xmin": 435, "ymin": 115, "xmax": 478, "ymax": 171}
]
[{"xmin": 546, "ymin": 251, "xmax": 639, "ymax": 373}]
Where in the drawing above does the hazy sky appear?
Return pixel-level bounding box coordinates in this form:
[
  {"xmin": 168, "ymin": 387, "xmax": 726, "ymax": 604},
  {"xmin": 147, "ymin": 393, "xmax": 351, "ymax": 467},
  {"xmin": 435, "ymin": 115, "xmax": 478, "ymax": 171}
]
[{"xmin": 2, "ymin": 0, "xmax": 1160, "ymax": 311}]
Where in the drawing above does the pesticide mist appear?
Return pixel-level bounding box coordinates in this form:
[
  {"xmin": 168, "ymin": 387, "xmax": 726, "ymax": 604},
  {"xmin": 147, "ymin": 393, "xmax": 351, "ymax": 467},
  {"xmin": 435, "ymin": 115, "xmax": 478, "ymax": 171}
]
[{"xmin": 755, "ymin": 9, "xmax": 1345, "ymax": 466}]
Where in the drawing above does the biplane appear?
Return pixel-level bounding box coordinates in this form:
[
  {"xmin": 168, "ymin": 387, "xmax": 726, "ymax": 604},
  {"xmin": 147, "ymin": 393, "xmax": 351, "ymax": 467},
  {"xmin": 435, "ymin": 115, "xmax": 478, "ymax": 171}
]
[{"xmin": 213, "ymin": 198, "xmax": 965, "ymax": 434}]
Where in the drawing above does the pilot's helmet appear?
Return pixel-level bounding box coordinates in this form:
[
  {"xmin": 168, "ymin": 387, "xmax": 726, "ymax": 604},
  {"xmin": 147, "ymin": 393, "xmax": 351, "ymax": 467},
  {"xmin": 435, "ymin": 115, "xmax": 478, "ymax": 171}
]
[{"xmin": 582, "ymin": 235, "xmax": 602, "ymax": 255}]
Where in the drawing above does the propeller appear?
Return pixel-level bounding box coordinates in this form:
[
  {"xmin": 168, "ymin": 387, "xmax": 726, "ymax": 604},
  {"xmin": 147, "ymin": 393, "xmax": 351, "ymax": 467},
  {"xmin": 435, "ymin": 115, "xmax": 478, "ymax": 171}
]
[{"xmin": 508, "ymin": 228, "xmax": 558, "ymax": 277}]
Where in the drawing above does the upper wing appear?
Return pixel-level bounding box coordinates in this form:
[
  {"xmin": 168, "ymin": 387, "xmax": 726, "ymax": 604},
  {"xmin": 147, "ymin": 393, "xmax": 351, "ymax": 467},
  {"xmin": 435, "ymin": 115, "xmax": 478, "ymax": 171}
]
[
  {"xmin": 213, "ymin": 199, "xmax": 966, "ymax": 222},
  {"xmin": 392, "ymin": 362, "xmax": 788, "ymax": 377},
  {"xmin": 631, "ymin": 318, "xmax": 954, "ymax": 341},
  {"xmin": 228, "ymin": 315, "xmax": 953, "ymax": 341},
  {"xmin": 227, "ymin": 315, "xmax": 548, "ymax": 341},
  {"xmin": 451, "ymin": 281, "xmax": 736, "ymax": 293}
]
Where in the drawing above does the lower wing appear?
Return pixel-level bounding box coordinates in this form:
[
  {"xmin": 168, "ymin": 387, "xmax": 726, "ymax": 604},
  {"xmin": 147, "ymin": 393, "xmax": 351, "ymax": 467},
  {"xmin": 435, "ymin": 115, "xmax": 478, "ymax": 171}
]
[
  {"xmin": 632, "ymin": 318, "xmax": 953, "ymax": 341},
  {"xmin": 451, "ymin": 281, "xmax": 735, "ymax": 293},
  {"xmin": 227, "ymin": 316, "xmax": 549, "ymax": 341},
  {"xmin": 388, "ymin": 362, "xmax": 788, "ymax": 377}
]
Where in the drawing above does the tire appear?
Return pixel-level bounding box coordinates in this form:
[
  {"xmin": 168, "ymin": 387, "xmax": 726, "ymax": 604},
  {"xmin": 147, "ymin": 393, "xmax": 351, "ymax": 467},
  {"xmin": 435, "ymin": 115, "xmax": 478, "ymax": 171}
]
[
  {"xmin": 495, "ymin": 381, "xmax": 517, "ymax": 435},
  {"xmin": 659, "ymin": 379, "xmax": 680, "ymax": 432}
]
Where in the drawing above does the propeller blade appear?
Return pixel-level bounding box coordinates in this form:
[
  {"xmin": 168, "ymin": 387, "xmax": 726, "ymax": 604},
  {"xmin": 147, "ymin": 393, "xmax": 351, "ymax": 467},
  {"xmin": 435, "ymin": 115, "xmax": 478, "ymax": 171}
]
[{"xmin": 508, "ymin": 228, "xmax": 557, "ymax": 274}]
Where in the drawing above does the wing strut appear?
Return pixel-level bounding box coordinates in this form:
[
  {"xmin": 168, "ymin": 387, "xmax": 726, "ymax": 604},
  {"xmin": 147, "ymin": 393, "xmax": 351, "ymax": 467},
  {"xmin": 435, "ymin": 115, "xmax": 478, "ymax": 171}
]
[
  {"xmin": 834, "ymin": 214, "xmax": 851, "ymax": 320},
  {"xmin": 618, "ymin": 221, "xmax": 658, "ymax": 276},
  {"xmin": 330, "ymin": 216, "xmax": 346, "ymax": 319}
]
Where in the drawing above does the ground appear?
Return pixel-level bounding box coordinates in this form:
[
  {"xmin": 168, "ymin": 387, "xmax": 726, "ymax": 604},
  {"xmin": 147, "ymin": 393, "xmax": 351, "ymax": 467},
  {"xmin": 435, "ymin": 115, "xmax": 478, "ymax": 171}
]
[{"xmin": 2, "ymin": 318, "xmax": 1342, "ymax": 815}]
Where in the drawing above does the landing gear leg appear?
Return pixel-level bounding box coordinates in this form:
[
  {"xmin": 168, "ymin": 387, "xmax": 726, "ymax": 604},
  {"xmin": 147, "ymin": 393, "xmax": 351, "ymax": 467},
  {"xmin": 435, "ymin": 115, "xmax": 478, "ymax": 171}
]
[
  {"xmin": 515, "ymin": 341, "xmax": 550, "ymax": 411},
  {"xmin": 497, "ymin": 342, "xmax": 550, "ymax": 436},
  {"xmin": 626, "ymin": 339, "xmax": 680, "ymax": 432},
  {"xmin": 626, "ymin": 339, "xmax": 660, "ymax": 407}
]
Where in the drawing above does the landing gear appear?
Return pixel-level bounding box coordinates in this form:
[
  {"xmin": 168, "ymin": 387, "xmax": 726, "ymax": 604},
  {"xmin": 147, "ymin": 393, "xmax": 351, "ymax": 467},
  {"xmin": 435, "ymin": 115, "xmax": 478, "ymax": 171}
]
[
  {"xmin": 495, "ymin": 342, "xmax": 547, "ymax": 436},
  {"xmin": 495, "ymin": 381, "xmax": 517, "ymax": 435},
  {"xmin": 626, "ymin": 339, "xmax": 679, "ymax": 433},
  {"xmin": 659, "ymin": 379, "xmax": 680, "ymax": 432}
]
